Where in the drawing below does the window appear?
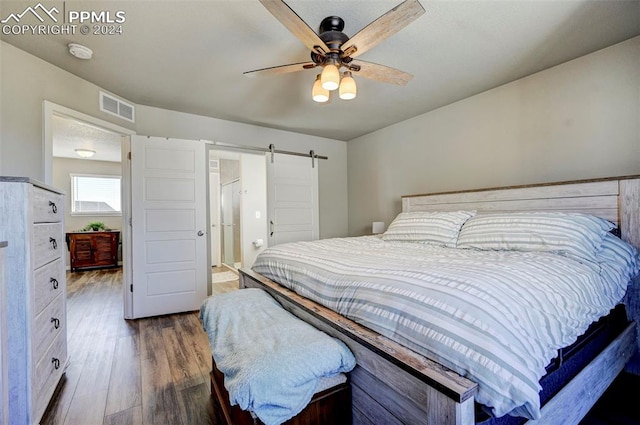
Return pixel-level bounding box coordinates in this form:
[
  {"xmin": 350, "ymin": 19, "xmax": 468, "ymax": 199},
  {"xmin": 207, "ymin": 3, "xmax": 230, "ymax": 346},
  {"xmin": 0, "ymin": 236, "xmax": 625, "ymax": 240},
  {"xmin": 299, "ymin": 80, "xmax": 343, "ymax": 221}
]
[{"xmin": 71, "ymin": 174, "xmax": 121, "ymax": 215}]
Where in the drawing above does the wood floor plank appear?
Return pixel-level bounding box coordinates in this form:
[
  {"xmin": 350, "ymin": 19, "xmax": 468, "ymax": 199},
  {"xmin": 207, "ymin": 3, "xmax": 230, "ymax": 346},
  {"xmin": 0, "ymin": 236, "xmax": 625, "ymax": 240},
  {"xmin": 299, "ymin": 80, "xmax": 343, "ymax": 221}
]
[
  {"xmin": 177, "ymin": 313, "xmax": 213, "ymax": 379},
  {"xmin": 105, "ymin": 335, "xmax": 142, "ymax": 416},
  {"xmin": 178, "ymin": 382, "xmax": 216, "ymax": 425},
  {"xmin": 140, "ymin": 332, "xmax": 185, "ymax": 425},
  {"xmin": 103, "ymin": 405, "xmax": 143, "ymax": 425},
  {"xmin": 162, "ymin": 324, "xmax": 206, "ymax": 391},
  {"xmin": 62, "ymin": 389, "xmax": 108, "ymax": 425}
]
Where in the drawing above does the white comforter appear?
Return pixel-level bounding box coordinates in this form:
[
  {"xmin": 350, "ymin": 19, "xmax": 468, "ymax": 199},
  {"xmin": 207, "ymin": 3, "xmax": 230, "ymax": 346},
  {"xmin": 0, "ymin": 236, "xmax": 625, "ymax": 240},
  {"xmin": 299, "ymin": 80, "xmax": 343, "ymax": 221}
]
[{"xmin": 252, "ymin": 236, "xmax": 637, "ymax": 419}]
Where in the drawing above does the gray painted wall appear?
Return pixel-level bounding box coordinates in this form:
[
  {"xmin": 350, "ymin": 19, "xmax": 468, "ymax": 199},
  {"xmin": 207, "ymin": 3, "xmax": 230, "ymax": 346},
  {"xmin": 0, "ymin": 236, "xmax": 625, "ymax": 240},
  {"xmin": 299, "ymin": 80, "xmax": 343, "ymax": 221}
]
[
  {"xmin": 347, "ymin": 36, "xmax": 640, "ymax": 236},
  {"xmin": 0, "ymin": 41, "xmax": 349, "ymax": 240},
  {"xmin": 0, "ymin": 41, "xmax": 136, "ymax": 180}
]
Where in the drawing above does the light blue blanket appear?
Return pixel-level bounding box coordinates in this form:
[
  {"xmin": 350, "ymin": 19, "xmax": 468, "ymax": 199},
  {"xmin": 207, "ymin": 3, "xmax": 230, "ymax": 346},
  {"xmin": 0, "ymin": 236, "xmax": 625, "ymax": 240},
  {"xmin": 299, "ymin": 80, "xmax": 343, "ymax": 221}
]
[{"xmin": 200, "ymin": 288, "xmax": 356, "ymax": 425}]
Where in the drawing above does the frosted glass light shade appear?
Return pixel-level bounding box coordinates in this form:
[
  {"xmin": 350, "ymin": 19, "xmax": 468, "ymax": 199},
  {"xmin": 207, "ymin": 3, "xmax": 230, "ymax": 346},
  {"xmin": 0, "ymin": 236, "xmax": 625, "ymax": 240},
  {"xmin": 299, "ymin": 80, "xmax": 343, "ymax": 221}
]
[
  {"xmin": 312, "ymin": 75, "xmax": 329, "ymax": 103},
  {"xmin": 321, "ymin": 63, "xmax": 340, "ymax": 91},
  {"xmin": 75, "ymin": 149, "xmax": 95, "ymax": 158},
  {"xmin": 339, "ymin": 71, "xmax": 357, "ymax": 100}
]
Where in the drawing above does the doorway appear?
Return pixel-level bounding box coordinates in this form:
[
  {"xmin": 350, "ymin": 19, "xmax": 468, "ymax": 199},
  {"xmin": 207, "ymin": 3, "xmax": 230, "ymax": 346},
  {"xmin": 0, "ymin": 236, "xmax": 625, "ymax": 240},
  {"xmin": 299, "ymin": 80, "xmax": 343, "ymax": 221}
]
[
  {"xmin": 221, "ymin": 179, "xmax": 241, "ymax": 269},
  {"xmin": 43, "ymin": 101, "xmax": 135, "ymax": 318},
  {"xmin": 208, "ymin": 148, "xmax": 268, "ymax": 287}
]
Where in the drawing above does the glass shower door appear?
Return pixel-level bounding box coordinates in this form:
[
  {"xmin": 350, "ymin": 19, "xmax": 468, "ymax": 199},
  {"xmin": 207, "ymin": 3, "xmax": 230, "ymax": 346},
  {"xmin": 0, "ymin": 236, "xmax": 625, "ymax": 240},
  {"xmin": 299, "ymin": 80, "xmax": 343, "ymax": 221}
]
[{"xmin": 221, "ymin": 180, "xmax": 241, "ymax": 268}]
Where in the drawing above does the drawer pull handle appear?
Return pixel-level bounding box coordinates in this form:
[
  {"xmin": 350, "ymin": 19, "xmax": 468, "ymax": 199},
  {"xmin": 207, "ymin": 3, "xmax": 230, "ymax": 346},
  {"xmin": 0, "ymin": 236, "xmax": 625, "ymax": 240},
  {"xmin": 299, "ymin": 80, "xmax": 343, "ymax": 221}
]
[
  {"xmin": 49, "ymin": 201, "xmax": 58, "ymax": 214},
  {"xmin": 51, "ymin": 317, "xmax": 60, "ymax": 329},
  {"xmin": 49, "ymin": 237, "xmax": 58, "ymax": 250},
  {"xmin": 50, "ymin": 277, "xmax": 59, "ymax": 289},
  {"xmin": 52, "ymin": 358, "xmax": 60, "ymax": 370}
]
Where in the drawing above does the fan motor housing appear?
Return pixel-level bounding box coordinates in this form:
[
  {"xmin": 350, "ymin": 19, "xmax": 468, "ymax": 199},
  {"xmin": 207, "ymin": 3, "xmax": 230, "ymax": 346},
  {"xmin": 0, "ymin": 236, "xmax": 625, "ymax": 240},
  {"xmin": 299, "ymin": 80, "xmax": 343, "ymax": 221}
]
[{"xmin": 318, "ymin": 16, "xmax": 349, "ymax": 51}]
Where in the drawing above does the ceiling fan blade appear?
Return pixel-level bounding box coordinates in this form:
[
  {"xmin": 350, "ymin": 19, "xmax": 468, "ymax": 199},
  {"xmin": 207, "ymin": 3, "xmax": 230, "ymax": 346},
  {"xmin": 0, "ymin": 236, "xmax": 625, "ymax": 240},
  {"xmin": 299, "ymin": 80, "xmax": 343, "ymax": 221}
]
[
  {"xmin": 243, "ymin": 62, "xmax": 317, "ymax": 77},
  {"xmin": 259, "ymin": 0, "xmax": 330, "ymax": 54},
  {"xmin": 342, "ymin": 0, "xmax": 425, "ymax": 58},
  {"xmin": 350, "ymin": 60, "xmax": 413, "ymax": 86}
]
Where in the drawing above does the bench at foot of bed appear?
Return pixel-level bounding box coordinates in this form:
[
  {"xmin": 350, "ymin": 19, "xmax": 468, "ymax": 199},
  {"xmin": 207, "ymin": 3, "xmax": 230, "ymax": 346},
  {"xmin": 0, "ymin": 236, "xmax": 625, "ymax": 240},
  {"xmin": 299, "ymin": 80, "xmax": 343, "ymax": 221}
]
[{"xmin": 210, "ymin": 357, "xmax": 352, "ymax": 425}]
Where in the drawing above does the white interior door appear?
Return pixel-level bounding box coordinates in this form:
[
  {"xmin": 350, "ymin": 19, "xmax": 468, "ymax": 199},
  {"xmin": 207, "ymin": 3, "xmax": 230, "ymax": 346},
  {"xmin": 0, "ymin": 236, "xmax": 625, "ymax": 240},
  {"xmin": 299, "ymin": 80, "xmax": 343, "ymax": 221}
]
[
  {"xmin": 131, "ymin": 136, "xmax": 208, "ymax": 318},
  {"xmin": 267, "ymin": 153, "xmax": 319, "ymax": 246}
]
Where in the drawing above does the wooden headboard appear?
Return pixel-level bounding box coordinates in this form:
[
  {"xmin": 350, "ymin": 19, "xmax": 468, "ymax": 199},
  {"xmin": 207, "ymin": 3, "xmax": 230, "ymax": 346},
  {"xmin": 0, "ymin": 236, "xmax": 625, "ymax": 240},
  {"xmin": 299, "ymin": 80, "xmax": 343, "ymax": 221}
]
[{"xmin": 402, "ymin": 175, "xmax": 640, "ymax": 250}]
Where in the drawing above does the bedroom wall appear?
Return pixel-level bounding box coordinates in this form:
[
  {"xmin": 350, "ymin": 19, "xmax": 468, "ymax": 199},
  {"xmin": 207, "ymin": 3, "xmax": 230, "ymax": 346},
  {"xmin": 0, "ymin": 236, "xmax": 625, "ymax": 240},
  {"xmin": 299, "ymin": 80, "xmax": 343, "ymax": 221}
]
[
  {"xmin": 135, "ymin": 105, "xmax": 349, "ymax": 240},
  {"xmin": 0, "ymin": 41, "xmax": 136, "ymax": 180},
  {"xmin": 0, "ymin": 41, "xmax": 349, "ymax": 240},
  {"xmin": 347, "ymin": 36, "xmax": 640, "ymax": 236}
]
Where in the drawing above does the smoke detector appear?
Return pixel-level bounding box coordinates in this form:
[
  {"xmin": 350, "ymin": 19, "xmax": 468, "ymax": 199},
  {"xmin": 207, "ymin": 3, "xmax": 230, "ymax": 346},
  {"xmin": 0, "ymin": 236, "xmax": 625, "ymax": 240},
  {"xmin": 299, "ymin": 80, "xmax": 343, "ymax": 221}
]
[{"xmin": 68, "ymin": 43, "xmax": 93, "ymax": 60}]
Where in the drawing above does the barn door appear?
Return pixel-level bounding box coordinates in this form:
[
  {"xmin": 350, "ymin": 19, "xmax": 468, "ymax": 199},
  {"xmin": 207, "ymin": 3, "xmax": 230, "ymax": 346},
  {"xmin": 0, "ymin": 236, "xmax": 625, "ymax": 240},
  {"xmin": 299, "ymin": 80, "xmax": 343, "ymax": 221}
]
[{"xmin": 266, "ymin": 153, "xmax": 319, "ymax": 246}]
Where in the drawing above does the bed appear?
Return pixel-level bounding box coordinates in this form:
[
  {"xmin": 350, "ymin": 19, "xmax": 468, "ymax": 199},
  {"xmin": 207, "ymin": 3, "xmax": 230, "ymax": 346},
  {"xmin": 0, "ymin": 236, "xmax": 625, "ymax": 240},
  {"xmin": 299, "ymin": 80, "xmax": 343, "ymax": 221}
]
[{"xmin": 239, "ymin": 175, "xmax": 640, "ymax": 425}]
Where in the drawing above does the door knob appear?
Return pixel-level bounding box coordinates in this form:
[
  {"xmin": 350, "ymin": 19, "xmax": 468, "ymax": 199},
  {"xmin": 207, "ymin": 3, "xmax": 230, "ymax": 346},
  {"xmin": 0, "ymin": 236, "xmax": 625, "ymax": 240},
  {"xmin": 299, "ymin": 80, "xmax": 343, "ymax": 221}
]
[{"xmin": 197, "ymin": 230, "xmax": 204, "ymax": 236}]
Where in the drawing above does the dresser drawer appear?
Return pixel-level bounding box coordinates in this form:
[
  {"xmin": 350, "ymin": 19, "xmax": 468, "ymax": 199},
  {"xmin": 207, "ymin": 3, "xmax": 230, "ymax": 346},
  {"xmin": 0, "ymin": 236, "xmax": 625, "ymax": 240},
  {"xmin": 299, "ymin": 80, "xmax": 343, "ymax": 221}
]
[
  {"xmin": 32, "ymin": 187, "xmax": 63, "ymax": 223},
  {"xmin": 33, "ymin": 332, "xmax": 66, "ymax": 421},
  {"xmin": 32, "ymin": 223, "xmax": 63, "ymax": 269},
  {"xmin": 33, "ymin": 258, "xmax": 64, "ymax": 314},
  {"xmin": 33, "ymin": 293, "xmax": 65, "ymax": 363}
]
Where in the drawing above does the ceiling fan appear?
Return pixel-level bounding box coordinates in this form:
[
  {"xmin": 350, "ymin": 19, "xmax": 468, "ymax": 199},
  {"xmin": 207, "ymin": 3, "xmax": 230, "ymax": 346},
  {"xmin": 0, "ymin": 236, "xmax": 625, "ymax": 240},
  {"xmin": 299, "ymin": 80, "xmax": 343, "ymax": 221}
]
[{"xmin": 244, "ymin": 0, "xmax": 425, "ymax": 102}]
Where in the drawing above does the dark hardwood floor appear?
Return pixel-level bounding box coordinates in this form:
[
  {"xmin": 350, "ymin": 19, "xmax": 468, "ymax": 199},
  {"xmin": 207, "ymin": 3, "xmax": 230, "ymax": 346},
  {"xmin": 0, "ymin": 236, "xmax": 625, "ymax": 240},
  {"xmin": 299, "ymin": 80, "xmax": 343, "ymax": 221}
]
[
  {"xmin": 41, "ymin": 268, "xmax": 217, "ymax": 425},
  {"xmin": 40, "ymin": 268, "xmax": 638, "ymax": 425}
]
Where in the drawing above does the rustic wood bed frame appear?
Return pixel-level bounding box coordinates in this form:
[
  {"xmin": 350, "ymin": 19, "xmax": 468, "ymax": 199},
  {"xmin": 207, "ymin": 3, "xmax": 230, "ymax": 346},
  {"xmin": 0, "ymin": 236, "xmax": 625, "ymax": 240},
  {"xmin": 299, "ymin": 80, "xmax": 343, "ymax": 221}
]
[{"xmin": 239, "ymin": 175, "xmax": 640, "ymax": 425}]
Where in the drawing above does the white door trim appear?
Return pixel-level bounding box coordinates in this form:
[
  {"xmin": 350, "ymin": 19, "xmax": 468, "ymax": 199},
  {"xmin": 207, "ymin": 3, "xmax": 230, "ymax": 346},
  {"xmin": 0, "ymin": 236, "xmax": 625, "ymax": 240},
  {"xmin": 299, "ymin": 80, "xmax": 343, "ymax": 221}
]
[{"xmin": 42, "ymin": 101, "xmax": 137, "ymax": 318}]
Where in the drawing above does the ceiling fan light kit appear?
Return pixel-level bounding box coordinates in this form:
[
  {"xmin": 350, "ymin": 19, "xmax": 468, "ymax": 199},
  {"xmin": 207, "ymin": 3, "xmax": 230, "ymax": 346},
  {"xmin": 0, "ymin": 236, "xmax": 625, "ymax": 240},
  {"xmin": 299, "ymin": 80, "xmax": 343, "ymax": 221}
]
[
  {"xmin": 339, "ymin": 71, "xmax": 357, "ymax": 100},
  {"xmin": 320, "ymin": 61, "xmax": 340, "ymax": 91},
  {"xmin": 312, "ymin": 74, "xmax": 330, "ymax": 103},
  {"xmin": 247, "ymin": 0, "xmax": 425, "ymax": 104}
]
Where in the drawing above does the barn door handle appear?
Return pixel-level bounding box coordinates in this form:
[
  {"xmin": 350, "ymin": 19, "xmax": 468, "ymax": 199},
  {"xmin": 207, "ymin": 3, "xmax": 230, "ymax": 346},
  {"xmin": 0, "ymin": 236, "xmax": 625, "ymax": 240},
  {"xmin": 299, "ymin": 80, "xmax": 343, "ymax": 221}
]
[
  {"xmin": 50, "ymin": 277, "xmax": 59, "ymax": 289},
  {"xmin": 270, "ymin": 221, "xmax": 274, "ymax": 237},
  {"xmin": 49, "ymin": 237, "xmax": 58, "ymax": 250},
  {"xmin": 48, "ymin": 201, "xmax": 57, "ymax": 214},
  {"xmin": 51, "ymin": 317, "xmax": 60, "ymax": 329},
  {"xmin": 52, "ymin": 358, "xmax": 60, "ymax": 370}
]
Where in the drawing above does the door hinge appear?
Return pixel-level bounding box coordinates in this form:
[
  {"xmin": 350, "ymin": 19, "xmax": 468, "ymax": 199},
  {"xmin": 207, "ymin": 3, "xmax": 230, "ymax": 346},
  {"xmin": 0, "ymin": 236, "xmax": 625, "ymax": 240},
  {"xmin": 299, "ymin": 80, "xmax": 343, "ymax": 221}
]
[
  {"xmin": 130, "ymin": 284, "xmax": 133, "ymax": 292},
  {"xmin": 129, "ymin": 217, "xmax": 132, "ymax": 227},
  {"xmin": 127, "ymin": 152, "xmax": 131, "ymax": 160}
]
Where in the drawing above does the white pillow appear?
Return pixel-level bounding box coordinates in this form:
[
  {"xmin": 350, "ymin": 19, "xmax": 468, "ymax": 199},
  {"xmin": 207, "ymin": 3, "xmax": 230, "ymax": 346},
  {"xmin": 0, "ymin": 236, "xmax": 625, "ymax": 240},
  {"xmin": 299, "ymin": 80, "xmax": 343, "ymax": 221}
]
[
  {"xmin": 457, "ymin": 212, "xmax": 615, "ymax": 261},
  {"xmin": 382, "ymin": 211, "xmax": 475, "ymax": 247}
]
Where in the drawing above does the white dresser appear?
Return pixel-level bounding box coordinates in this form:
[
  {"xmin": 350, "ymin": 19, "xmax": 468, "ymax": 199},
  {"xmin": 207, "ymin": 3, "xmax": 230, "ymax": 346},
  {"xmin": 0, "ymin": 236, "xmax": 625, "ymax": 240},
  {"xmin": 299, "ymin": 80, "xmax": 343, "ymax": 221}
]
[
  {"xmin": 0, "ymin": 177, "xmax": 67, "ymax": 424},
  {"xmin": 1, "ymin": 241, "xmax": 9, "ymax": 425}
]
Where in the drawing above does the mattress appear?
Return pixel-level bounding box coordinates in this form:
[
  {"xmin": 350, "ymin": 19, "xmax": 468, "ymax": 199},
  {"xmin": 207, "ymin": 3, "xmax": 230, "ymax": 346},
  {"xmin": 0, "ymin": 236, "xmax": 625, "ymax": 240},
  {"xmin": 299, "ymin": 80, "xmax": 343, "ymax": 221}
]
[{"xmin": 252, "ymin": 235, "xmax": 636, "ymax": 419}]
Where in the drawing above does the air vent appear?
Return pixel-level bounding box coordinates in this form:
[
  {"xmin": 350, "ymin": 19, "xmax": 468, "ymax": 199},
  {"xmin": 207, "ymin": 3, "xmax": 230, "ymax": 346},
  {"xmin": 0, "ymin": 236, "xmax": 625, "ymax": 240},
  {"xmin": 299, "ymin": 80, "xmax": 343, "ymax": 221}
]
[
  {"xmin": 100, "ymin": 91, "xmax": 135, "ymax": 123},
  {"xmin": 209, "ymin": 159, "xmax": 220, "ymax": 171}
]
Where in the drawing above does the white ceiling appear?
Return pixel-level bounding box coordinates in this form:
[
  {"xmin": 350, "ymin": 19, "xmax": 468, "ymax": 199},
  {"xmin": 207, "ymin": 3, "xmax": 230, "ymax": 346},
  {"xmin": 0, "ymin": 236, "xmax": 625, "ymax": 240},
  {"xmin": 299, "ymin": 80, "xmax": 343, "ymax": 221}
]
[
  {"xmin": 52, "ymin": 114, "xmax": 122, "ymax": 162},
  {"xmin": 2, "ymin": 1, "xmax": 639, "ymax": 141}
]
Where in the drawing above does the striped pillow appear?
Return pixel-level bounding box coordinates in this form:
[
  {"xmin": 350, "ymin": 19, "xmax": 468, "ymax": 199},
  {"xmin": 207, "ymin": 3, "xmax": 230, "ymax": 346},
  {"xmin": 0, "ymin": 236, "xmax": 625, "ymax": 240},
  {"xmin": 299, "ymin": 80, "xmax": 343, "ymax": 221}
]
[
  {"xmin": 597, "ymin": 232, "xmax": 640, "ymax": 278},
  {"xmin": 457, "ymin": 212, "xmax": 615, "ymax": 261},
  {"xmin": 382, "ymin": 211, "xmax": 476, "ymax": 247}
]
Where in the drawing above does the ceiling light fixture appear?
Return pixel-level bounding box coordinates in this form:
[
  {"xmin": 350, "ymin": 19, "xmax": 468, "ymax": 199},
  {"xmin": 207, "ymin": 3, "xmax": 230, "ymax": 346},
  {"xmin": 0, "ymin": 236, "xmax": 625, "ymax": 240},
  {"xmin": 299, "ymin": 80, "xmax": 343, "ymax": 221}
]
[
  {"xmin": 68, "ymin": 43, "xmax": 93, "ymax": 60},
  {"xmin": 320, "ymin": 56, "xmax": 340, "ymax": 91},
  {"xmin": 339, "ymin": 71, "xmax": 357, "ymax": 100},
  {"xmin": 313, "ymin": 67, "xmax": 358, "ymax": 103},
  {"xmin": 311, "ymin": 74, "xmax": 329, "ymax": 103},
  {"xmin": 75, "ymin": 149, "xmax": 96, "ymax": 158}
]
